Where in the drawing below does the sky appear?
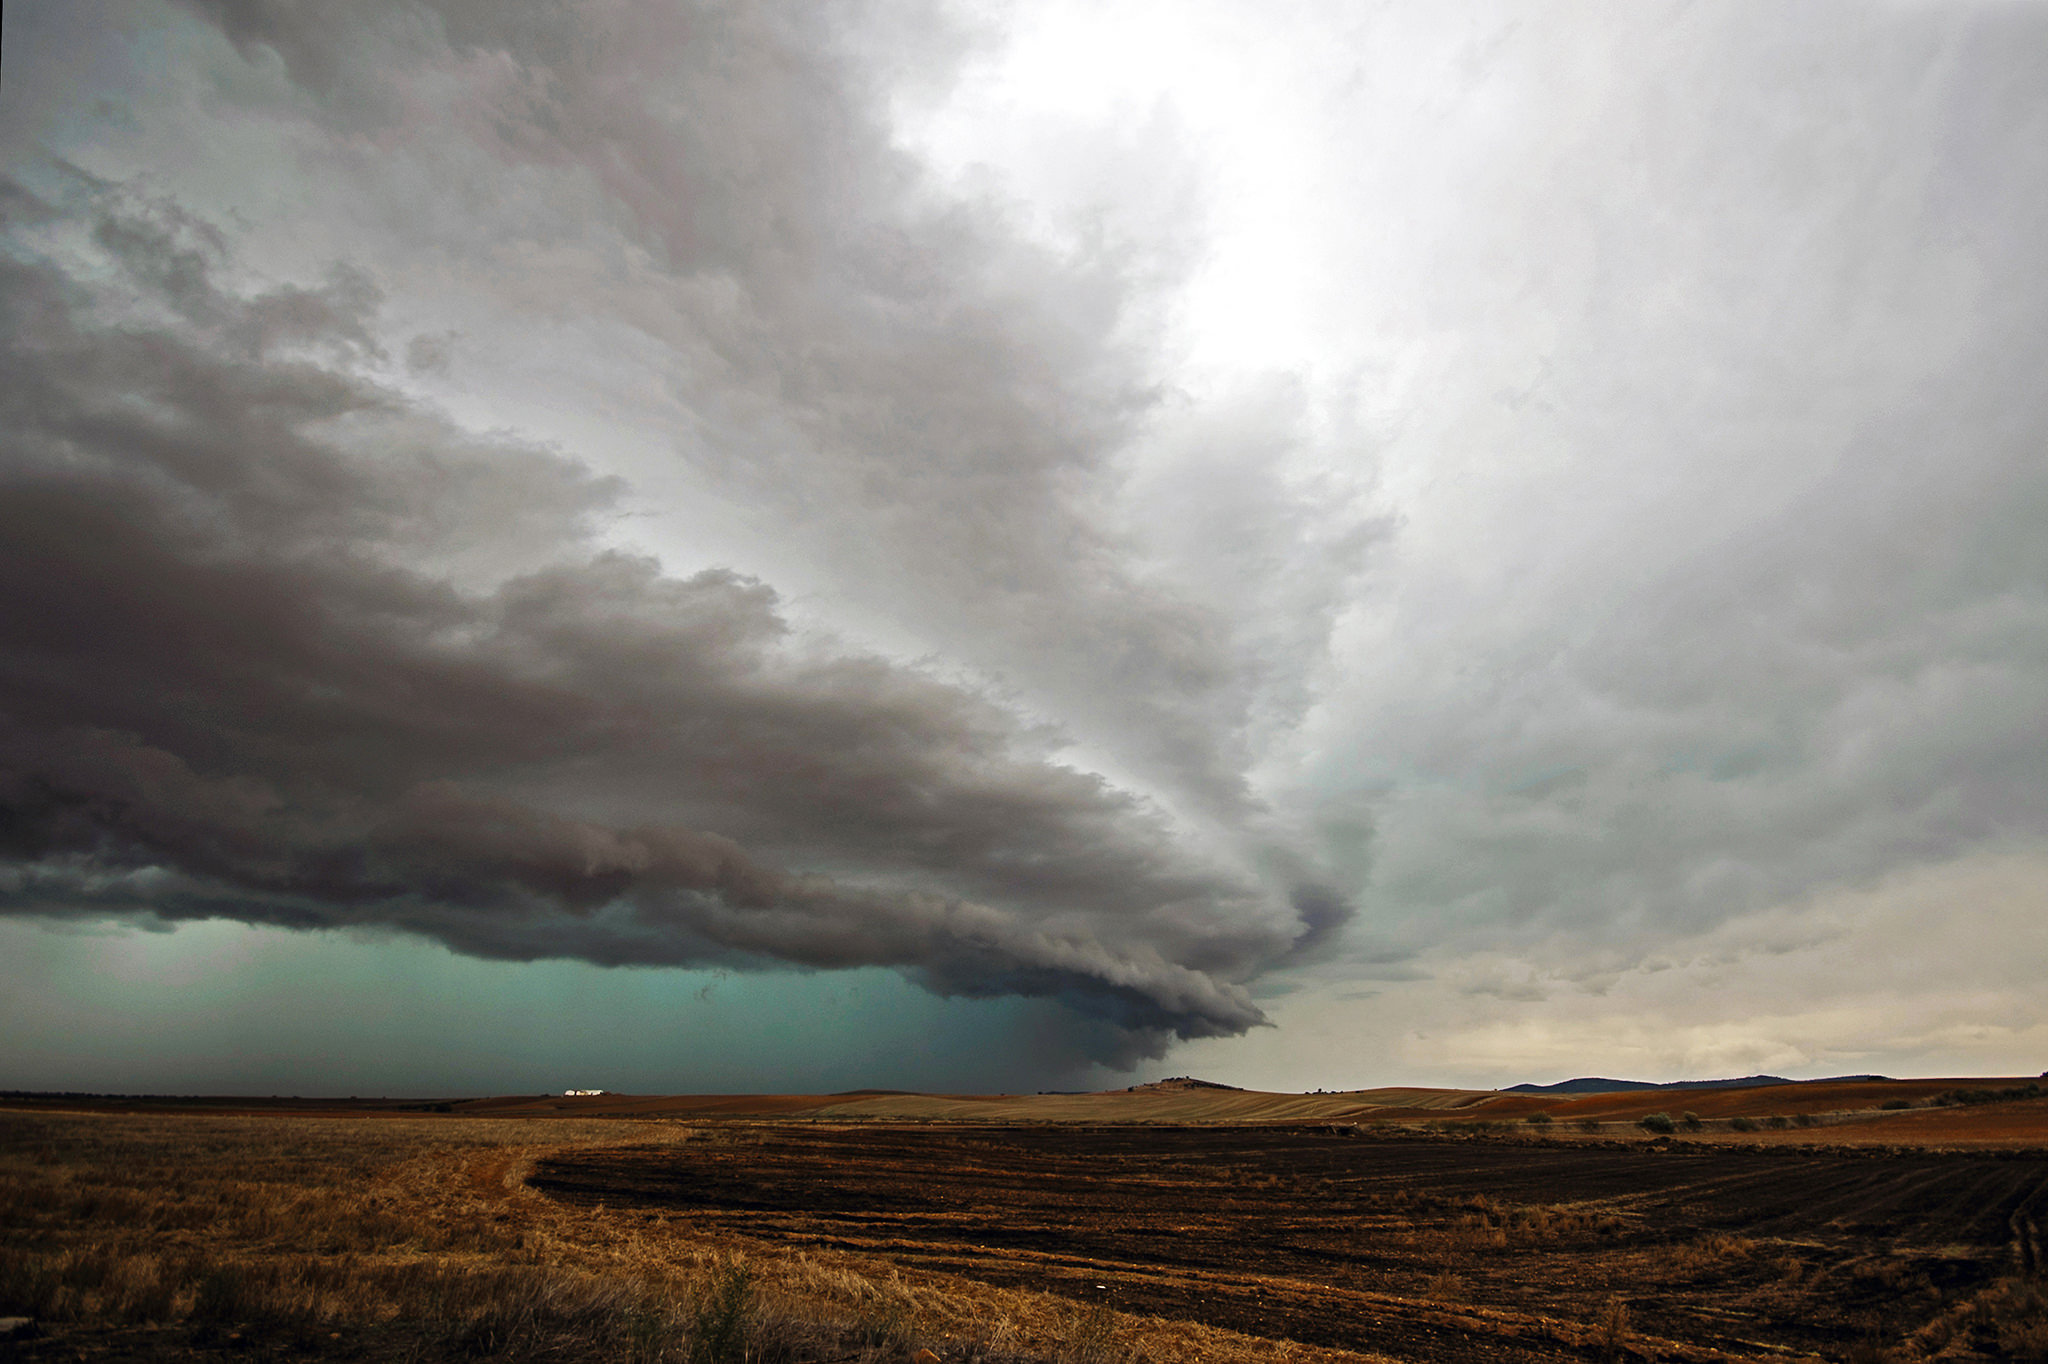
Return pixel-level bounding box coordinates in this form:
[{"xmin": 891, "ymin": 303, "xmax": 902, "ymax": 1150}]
[{"xmin": 3, "ymin": 0, "xmax": 2046, "ymax": 1096}]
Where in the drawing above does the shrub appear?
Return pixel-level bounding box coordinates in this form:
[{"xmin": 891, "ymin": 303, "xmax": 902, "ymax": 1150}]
[
  {"xmin": 1729, "ymin": 1115, "xmax": 1758, "ymax": 1132},
  {"xmin": 689, "ymin": 1258, "xmax": 753, "ymax": 1364},
  {"xmin": 191, "ymin": 1264, "xmax": 249, "ymax": 1323},
  {"xmin": 1594, "ymin": 1296, "xmax": 1630, "ymax": 1363},
  {"xmin": 1793, "ymin": 1112, "xmax": 1818, "ymax": 1128},
  {"xmin": 851, "ymin": 1296, "xmax": 911, "ymax": 1353},
  {"xmin": 1880, "ymin": 1098, "xmax": 1912, "ymax": 1110},
  {"xmin": 1423, "ymin": 1269, "xmax": 1467, "ymax": 1302},
  {"xmin": 1680, "ymin": 1112, "xmax": 1702, "ymax": 1132},
  {"xmin": 1058, "ymin": 1300, "xmax": 1122, "ymax": 1364},
  {"xmin": 1765, "ymin": 1115, "xmax": 1790, "ymax": 1130},
  {"xmin": 1934, "ymin": 1082, "xmax": 2043, "ymax": 1107},
  {"xmin": 1525, "ymin": 1112, "xmax": 1553, "ymax": 1127},
  {"xmin": 1983, "ymin": 1277, "xmax": 2048, "ymax": 1357},
  {"xmin": 1638, "ymin": 1113, "xmax": 1675, "ymax": 1135}
]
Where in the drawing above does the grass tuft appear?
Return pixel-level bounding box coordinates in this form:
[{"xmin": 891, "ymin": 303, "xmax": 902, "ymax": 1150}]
[
  {"xmin": 689, "ymin": 1256, "xmax": 753, "ymax": 1364},
  {"xmin": 1056, "ymin": 1299, "xmax": 1122, "ymax": 1364},
  {"xmin": 1593, "ymin": 1295, "xmax": 1629, "ymax": 1363}
]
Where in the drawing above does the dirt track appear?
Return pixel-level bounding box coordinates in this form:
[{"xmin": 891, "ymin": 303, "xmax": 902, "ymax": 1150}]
[{"xmin": 534, "ymin": 1124, "xmax": 2048, "ymax": 1361}]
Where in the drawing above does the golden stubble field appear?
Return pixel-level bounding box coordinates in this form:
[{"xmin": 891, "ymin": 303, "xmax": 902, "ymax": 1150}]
[
  {"xmin": 0, "ymin": 1105, "xmax": 1389, "ymax": 1364},
  {"xmin": 3, "ymin": 1079, "xmax": 2046, "ymax": 1363}
]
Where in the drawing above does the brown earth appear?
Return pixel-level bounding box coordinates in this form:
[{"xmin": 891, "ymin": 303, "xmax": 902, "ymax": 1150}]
[
  {"xmin": 8, "ymin": 1080, "xmax": 2048, "ymax": 1362},
  {"xmin": 533, "ymin": 1122, "xmax": 2048, "ymax": 1361},
  {"xmin": 9, "ymin": 1110, "xmax": 1333, "ymax": 1364},
  {"xmin": 444, "ymin": 1075, "xmax": 2048, "ymax": 1141},
  {"xmin": 14, "ymin": 1075, "xmax": 2043, "ymax": 1140},
  {"xmin": 1487, "ymin": 1081, "xmax": 2026, "ymax": 1126}
]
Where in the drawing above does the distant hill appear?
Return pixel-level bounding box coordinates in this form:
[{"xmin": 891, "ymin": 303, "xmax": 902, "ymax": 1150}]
[
  {"xmin": 829, "ymin": 1089, "xmax": 917, "ymax": 1097},
  {"xmin": 1506, "ymin": 1075, "xmax": 1797, "ymax": 1095},
  {"xmin": 1504, "ymin": 1074, "xmax": 1892, "ymax": 1095}
]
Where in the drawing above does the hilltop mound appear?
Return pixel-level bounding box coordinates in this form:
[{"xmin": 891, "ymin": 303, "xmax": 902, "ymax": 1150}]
[{"xmin": 1126, "ymin": 1076, "xmax": 1244, "ymax": 1093}]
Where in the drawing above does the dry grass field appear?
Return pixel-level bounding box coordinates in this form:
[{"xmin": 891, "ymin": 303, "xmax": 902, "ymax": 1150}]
[
  {"xmin": 0, "ymin": 1105, "xmax": 1392, "ymax": 1364},
  {"xmin": 3, "ymin": 1078, "xmax": 2046, "ymax": 1362},
  {"xmin": 433, "ymin": 1075, "xmax": 2048, "ymax": 1146}
]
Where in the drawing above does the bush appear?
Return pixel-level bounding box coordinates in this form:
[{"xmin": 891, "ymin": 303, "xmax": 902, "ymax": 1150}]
[
  {"xmin": 689, "ymin": 1259, "xmax": 753, "ymax": 1364},
  {"xmin": 1526, "ymin": 1112, "xmax": 1553, "ymax": 1127},
  {"xmin": 1058, "ymin": 1300, "xmax": 1122, "ymax": 1364},
  {"xmin": 1985, "ymin": 1277, "xmax": 2048, "ymax": 1357},
  {"xmin": 1880, "ymin": 1098, "xmax": 1912, "ymax": 1110},
  {"xmin": 1638, "ymin": 1113, "xmax": 1675, "ymax": 1135},
  {"xmin": 1680, "ymin": 1112, "xmax": 1702, "ymax": 1132},
  {"xmin": 1729, "ymin": 1116, "xmax": 1758, "ymax": 1133},
  {"xmin": 1933, "ymin": 1082, "xmax": 2043, "ymax": 1108},
  {"xmin": 1594, "ymin": 1296, "xmax": 1630, "ymax": 1363},
  {"xmin": 191, "ymin": 1264, "xmax": 249, "ymax": 1323}
]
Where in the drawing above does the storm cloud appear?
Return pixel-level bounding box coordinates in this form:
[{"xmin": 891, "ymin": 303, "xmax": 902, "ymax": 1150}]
[
  {"xmin": 0, "ymin": 173, "xmax": 1310, "ymax": 1057},
  {"xmin": 5, "ymin": 0, "xmax": 2047, "ymax": 1090}
]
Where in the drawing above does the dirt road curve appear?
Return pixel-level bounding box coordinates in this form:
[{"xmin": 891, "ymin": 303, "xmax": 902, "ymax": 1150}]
[{"xmin": 533, "ymin": 1125, "xmax": 2048, "ymax": 1361}]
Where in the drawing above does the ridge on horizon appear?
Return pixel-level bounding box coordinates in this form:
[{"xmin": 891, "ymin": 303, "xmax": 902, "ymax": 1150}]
[{"xmin": 1502, "ymin": 1073, "xmax": 1893, "ymax": 1096}]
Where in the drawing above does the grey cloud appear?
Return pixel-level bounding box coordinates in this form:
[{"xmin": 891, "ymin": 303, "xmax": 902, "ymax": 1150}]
[
  {"xmin": 1460, "ymin": 974, "xmax": 1546, "ymax": 1004},
  {"xmin": 1316, "ymin": 2, "xmax": 2048, "ymax": 968},
  {"xmin": 0, "ymin": 179, "xmax": 1289, "ymax": 1059},
  {"xmin": 163, "ymin": 0, "xmax": 1379, "ymax": 852},
  {"xmin": 404, "ymin": 331, "xmax": 454, "ymax": 375},
  {"xmin": 26, "ymin": 0, "xmax": 2048, "ymax": 1090}
]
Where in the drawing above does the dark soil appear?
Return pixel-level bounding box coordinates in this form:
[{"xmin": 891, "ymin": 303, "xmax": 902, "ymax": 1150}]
[{"xmin": 534, "ymin": 1124, "xmax": 2048, "ymax": 1361}]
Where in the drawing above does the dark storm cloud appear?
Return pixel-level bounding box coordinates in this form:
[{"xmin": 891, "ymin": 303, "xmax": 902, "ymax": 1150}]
[
  {"xmin": 0, "ymin": 177, "xmax": 1283, "ymax": 1052},
  {"xmin": 165, "ymin": 0, "xmax": 1335, "ymax": 830}
]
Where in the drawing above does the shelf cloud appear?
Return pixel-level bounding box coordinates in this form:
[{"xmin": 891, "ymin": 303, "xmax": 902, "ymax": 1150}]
[
  {"xmin": 5, "ymin": 0, "xmax": 2046, "ymax": 1089},
  {"xmin": 0, "ymin": 169, "xmax": 1332, "ymax": 1063}
]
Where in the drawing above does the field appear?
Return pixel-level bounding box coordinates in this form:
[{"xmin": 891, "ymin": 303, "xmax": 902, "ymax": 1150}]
[
  {"xmin": 4, "ymin": 1078, "xmax": 2048, "ymax": 1362},
  {"xmin": 535, "ymin": 1124, "xmax": 2048, "ymax": 1360}
]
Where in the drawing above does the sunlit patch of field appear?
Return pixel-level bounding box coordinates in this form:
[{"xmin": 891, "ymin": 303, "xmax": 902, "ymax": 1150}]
[
  {"xmin": 806, "ymin": 1084, "xmax": 1495, "ymax": 1124},
  {"xmin": 415, "ymin": 1082, "xmax": 1497, "ymax": 1125},
  {"xmin": 417, "ymin": 1076, "xmax": 2048, "ymax": 1144},
  {"xmin": 1474, "ymin": 1080, "xmax": 2048, "ymax": 1145}
]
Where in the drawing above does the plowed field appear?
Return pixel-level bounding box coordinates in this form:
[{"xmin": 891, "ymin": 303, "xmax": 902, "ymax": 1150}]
[{"xmin": 534, "ymin": 1125, "xmax": 2048, "ymax": 1361}]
